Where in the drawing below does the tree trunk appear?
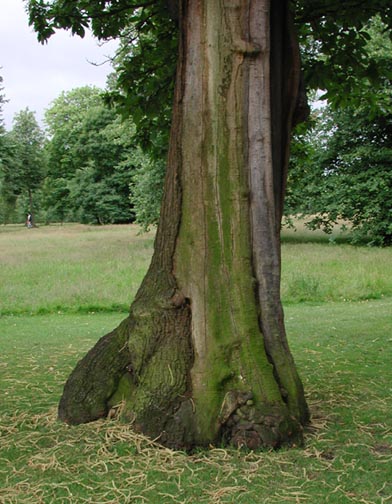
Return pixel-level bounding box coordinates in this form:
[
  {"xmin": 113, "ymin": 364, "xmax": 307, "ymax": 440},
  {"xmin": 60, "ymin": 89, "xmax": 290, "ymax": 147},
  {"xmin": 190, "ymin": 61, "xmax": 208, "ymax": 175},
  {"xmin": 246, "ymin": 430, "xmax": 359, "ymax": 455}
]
[
  {"xmin": 59, "ymin": 0, "xmax": 309, "ymax": 450},
  {"xmin": 28, "ymin": 189, "xmax": 35, "ymax": 227}
]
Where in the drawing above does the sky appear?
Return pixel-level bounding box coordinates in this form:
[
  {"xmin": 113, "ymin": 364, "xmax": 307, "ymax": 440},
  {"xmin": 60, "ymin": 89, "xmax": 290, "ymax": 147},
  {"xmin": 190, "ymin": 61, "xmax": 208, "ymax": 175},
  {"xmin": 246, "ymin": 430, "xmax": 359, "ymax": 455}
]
[{"xmin": 0, "ymin": 0, "xmax": 118, "ymax": 130}]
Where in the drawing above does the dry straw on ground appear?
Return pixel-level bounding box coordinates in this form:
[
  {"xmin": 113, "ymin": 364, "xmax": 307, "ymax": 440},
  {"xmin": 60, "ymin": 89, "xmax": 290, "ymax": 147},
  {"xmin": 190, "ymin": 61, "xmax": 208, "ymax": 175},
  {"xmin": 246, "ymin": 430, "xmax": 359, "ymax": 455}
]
[{"xmin": 1, "ymin": 391, "xmax": 390, "ymax": 504}]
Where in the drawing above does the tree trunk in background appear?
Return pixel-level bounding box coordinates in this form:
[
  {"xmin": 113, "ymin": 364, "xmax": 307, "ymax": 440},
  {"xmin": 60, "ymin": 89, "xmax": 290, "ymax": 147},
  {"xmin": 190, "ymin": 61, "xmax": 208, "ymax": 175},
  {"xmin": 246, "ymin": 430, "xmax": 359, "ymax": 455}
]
[
  {"xmin": 59, "ymin": 0, "xmax": 309, "ymax": 450},
  {"xmin": 28, "ymin": 189, "xmax": 35, "ymax": 227}
]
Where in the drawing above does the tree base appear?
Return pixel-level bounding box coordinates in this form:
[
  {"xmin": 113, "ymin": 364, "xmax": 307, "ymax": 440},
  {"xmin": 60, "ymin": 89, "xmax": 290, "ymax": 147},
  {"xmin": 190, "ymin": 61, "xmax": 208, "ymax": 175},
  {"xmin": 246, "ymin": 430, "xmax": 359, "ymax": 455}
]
[{"xmin": 58, "ymin": 312, "xmax": 308, "ymax": 451}]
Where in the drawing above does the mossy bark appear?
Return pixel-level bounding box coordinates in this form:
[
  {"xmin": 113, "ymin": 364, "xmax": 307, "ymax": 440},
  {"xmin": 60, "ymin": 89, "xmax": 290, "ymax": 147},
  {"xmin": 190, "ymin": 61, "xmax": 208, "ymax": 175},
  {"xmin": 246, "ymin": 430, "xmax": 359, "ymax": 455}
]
[{"xmin": 58, "ymin": 0, "xmax": 310, "ymax": 450}]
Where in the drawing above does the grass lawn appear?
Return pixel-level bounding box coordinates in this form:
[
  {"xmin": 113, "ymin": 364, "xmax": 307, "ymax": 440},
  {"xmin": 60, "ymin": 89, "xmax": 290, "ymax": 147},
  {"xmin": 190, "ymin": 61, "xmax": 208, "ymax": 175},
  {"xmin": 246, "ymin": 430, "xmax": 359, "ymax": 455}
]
[
  {"xmin": 0, "ymin": 224, "xmax": 391, "ymax": 503},
  {"xmin": 1, "ymin": 223, "xmax": 392, "ymax": 315},
  {"xmin": 0, "ymin": 224, "xmax": 154, "ymax": 315}
]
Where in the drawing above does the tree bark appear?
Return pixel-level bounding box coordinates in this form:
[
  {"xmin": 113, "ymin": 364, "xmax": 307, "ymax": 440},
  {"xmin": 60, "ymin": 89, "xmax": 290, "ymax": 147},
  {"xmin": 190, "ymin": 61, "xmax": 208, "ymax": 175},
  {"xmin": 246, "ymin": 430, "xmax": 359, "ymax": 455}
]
[{"xmin": 59, "ymin": 0, "xmax": 309, "ymax": 450}]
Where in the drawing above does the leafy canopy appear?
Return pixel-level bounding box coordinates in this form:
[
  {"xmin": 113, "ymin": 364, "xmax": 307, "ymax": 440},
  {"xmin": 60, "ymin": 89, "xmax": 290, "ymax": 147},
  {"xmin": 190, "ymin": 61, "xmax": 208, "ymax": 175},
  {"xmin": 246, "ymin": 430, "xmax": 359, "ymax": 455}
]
[
  {"xmin": 43, "ymin": 86, "xmax": 149, "ymax": 224},
  {"xmin": 285, "ymin": 17, "xmax": 392, "ymax": 246},
  {"xmin": 27, "ymin": 0, "xmax": 392, "ymax": 154}
]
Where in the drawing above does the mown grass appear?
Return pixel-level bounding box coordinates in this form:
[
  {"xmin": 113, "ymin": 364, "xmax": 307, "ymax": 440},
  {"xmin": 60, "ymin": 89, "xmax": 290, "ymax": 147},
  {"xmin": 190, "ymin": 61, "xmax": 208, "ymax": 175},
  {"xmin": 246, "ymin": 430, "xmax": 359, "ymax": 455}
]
[
  {"xmin": 1, "ymin": 223, "xmax": 391, "ymax": 503},
  {"xmin": 0, "ymin": 302, "xmax": 391, "ymax": 503}
]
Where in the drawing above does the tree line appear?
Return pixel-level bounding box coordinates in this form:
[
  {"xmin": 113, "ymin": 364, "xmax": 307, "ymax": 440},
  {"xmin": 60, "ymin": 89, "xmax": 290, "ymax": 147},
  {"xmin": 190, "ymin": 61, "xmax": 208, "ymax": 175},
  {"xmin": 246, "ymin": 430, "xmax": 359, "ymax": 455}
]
[
  {"xmin": 1, "ymin": 15, "xmax": 391, "ymax": 245},
  {"xmin": 0, "ymin": 83, "xmax": 163, "ymax": 227}
]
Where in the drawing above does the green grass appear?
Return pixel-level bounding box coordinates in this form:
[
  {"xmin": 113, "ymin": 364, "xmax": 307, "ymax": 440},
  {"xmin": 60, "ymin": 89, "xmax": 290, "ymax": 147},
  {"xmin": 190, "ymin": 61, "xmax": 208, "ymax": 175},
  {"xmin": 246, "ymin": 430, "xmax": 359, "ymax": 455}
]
[
  {"xmin": 0, "ymin": 303, "xmax": 391, "ymax": 503},
  {"xmin": 281, "ymin": 242, "xmax": 392, "ymax": 303},
  {"xmin": 0, "ymin": 224, "xmax": 154, "ymax": 315},
  {"xmin": 1, "ymin": 223, "xmax": 391, "ymax": 315},
  {"xmin": 0, "ymin": 223, "xmax": 391, "ymax": 503}
]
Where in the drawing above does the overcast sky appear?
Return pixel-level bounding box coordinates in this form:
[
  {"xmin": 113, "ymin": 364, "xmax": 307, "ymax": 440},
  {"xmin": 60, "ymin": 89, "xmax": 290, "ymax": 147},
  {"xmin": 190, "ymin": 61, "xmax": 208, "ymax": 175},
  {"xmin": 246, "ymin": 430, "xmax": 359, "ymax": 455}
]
[{"xmin": 0, "ymin": 0, "xmax": 118, "ymax": 130}]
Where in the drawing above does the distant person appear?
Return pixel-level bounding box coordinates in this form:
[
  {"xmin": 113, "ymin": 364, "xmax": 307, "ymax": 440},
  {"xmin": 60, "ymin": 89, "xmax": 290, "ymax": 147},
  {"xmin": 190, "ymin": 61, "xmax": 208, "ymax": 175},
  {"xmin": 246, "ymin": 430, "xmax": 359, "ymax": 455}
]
[{"xmin": 26, "ymin": 213, "xmax": 32, "ymax": 228}]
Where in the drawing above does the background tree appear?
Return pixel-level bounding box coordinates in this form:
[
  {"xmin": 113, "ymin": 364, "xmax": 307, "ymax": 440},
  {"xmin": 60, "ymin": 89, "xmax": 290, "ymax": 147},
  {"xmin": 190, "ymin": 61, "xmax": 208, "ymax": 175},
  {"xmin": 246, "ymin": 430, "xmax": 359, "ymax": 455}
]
[
  {"xmin": 0, "ymin": 73, "xmax": 9, "ymax": 222},
  {"xmin": 28, "ymin": 0, "xmax": 392, "ymax": 450},
  {"xmin": 52, "ymin": 103, "xmax": 133, "ymax": 224},
  {"xmin": 129, "ymin": 156, "xmax": 165, "ymax": 230},
  {"xmin": 43, "ymin": 87, "xmax": 150, "ymax": 224},
  {"xmin": 0, "ymin": 80, "xmax": 161, "ymax": 226},
  {"xmin": 45, "ymin": 87, "xmax": 103, "ymax": 180},
  {"xmin": 0, "ymin": 74, "xmax": 19, "ymax": 224},
  {"xmin": 0, "ymin": 73, "xmax": 6, "ymax": 130},
  {"xmin": 1, "ymin": 109, "xmax": 46, "ymax": 225},
  {"xmin": 286, "ymin": 18, "xmax": 392, "ymax": 246},
  {"xmin": 286, "ymin": 104, "xmax": 392, "ymax": 246}
]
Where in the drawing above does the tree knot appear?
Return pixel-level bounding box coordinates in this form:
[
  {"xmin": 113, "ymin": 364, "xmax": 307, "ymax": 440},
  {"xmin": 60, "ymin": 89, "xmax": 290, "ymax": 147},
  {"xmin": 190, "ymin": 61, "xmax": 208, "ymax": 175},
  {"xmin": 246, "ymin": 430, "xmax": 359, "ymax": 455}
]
[{"xmin": 218, "ymin": 390, "xmax": 253, "ymax": 425}]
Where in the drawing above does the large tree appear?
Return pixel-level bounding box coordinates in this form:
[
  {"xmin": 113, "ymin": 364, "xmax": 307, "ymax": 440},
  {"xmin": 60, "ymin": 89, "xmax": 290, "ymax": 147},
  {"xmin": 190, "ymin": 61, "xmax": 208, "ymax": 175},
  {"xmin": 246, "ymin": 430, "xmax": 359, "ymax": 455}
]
[{"xmin": 28, "ymin": 0, "xmax": 392, "ymax": 449}]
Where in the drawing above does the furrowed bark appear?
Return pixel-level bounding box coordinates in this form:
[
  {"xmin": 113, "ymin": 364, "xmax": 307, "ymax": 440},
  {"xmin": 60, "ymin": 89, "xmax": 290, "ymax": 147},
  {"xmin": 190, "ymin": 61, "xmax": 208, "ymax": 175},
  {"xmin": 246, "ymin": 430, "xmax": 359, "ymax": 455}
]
[
  {"xmin": 58, "ymin": 0, "xmax": 309, "ymax": 450},
  {"xmin": 248, "ymin": 1, "xmax": 309, "ymax": 425}
]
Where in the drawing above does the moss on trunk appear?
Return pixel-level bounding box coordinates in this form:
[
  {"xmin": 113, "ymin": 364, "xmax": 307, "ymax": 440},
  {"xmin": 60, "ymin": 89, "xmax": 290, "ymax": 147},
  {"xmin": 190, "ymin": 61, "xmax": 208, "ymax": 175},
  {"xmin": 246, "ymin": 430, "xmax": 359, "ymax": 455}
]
[{"xmin": 58, "ymin": 0, "xmax": 309, "ymax": 450}]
